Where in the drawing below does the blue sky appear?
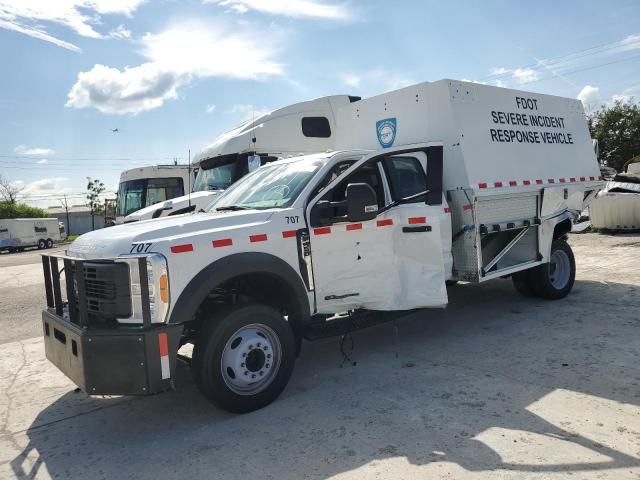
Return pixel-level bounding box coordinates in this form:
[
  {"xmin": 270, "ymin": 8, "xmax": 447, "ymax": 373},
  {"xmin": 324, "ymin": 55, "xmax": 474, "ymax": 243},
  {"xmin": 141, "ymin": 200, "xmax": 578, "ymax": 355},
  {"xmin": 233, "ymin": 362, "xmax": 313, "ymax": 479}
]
[{"xmin": 0, "ymin": 0, "xmax": 639, "ymax": 207}]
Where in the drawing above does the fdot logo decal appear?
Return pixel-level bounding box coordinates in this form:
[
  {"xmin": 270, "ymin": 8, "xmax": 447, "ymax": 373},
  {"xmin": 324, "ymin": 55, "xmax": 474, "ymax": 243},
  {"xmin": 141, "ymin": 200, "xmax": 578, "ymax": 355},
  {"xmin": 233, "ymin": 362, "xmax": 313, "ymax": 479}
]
[{"xmin": 376, "ymin": 118, "xmax": 397, "ymax": 148}]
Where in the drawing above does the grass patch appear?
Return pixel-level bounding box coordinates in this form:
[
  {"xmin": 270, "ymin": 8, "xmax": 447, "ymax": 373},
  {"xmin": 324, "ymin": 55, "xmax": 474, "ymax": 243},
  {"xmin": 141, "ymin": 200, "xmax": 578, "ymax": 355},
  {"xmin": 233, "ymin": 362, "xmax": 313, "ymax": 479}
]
[{"xmin": 65, "ymin": 234, "xmax": 80, "ymax": 242}]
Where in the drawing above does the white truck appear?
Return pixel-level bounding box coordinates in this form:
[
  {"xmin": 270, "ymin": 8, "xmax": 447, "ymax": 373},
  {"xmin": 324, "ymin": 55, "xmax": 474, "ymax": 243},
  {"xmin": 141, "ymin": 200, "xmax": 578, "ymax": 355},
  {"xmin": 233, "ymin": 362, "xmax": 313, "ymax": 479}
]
[
  {"xmin": 40, "ymin": 80, "xmax": 603, "ymax": 413},
  {"xmin": 115, "ymin": 164, "xmax": 195, "ymax": 224},
  {"xmin": 0, "ymin": 218, "xmax": 65, "ymax": 253},
  {"xmin": 122, "ymin": 95, "xmax": 356, "ymax": 223}
]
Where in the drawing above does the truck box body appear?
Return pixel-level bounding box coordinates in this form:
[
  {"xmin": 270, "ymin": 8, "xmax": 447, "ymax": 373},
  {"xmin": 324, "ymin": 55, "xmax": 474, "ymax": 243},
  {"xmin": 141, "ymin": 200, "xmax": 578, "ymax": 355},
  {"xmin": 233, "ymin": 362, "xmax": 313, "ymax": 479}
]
[
  {"xmin": 335, "ymin": 79, "xmax": 600, "ymax": 191},
  {"xmin": 336, "ymin": 80, "xmax": 601, "ymax": 281},
  {"xmin": 0, "ymin": 218, "xmax": 64, "ymax": 251}
]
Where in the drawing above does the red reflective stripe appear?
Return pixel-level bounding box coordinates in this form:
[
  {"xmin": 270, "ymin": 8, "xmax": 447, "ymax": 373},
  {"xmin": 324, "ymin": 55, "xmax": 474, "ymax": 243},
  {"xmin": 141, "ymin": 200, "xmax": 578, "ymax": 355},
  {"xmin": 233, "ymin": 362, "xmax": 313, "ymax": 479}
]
[
  {"xmin": 250, "ymin": 234, "xmax": 268, "ymax": 243},
  {"xmin": 536, "ymin": 179, "xmax": 543, "ymax": 184},
  {"xmin": 548, "ymin": 178, "xmax": 555, "ymax": 183},
  {"xmin": 170, "ymin": 244, "xmax": 193, "ymax": 254},
  {"xmin": 158, "ymin": 332, "xmax": 169, "ymax": 357},
  {"xmin": 494, "ymin": 181, "xmax": 503, "ymax": 188},
  {"xmin": 509, "ymin": 180, "xmax": 517, "ymax": 186},
  {"xmin": 478, "ymin": 183, "xmax": 488, "ymax": 189},
  {"xmin": 408, "ymin": 216, "xmax": 426, "ymax": 224},
  {"xmin": 462, "ymin": 204, "xmax": 473, "ymax": 211},
  {"xmin": 523, "ymin": 180, "xmax": 531, "ymax": 186},
  {"xmin": 444, "ymin": 207, "xmax": 452, "ymax": 213},
  {"xmin": 346, "ymin": 223, "xmax": 362, "ymax": 231},
  {"xmin": 376, "ymin": 219, "xmax": 393, "ymax": 227},
  {"xmin": 314, "ymin": 227, "xmax": 331, "ymax": 235},
  {"xmin": 282, "ymin": 230, "xmax": 297, "ymax": 238},
  {"xmin": 590, "ymin": 176, "xmax": 595, "ymax": 181},
  {"xmin": 570, "ymin": 177, "xmax": 576, "ymax": 182},
  {"xmin": 580, "ymin": 176, "xmax": 586, "ymax": 181},
  {"xmin": 559, "ymin": 178, "xmax": 566, "ymax": 183},
  {"xmin": 212, "ymin": 238, "xmax": 233, "ymax": 248}
]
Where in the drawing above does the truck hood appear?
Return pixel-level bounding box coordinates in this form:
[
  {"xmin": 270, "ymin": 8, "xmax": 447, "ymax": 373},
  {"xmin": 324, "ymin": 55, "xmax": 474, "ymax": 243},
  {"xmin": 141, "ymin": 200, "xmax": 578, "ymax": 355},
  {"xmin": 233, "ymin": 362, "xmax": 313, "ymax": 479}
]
[{"xmin": 68, "ymin": 210, "xmax": 274, "ymax": 259}]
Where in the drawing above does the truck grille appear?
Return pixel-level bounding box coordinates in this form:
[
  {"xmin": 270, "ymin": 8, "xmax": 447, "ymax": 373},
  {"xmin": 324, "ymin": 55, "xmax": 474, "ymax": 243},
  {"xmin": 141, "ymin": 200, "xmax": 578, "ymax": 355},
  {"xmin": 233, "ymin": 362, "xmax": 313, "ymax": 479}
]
[{"xmin": 42, "ymin": 256, "xmax": 132, "ymax": 327}]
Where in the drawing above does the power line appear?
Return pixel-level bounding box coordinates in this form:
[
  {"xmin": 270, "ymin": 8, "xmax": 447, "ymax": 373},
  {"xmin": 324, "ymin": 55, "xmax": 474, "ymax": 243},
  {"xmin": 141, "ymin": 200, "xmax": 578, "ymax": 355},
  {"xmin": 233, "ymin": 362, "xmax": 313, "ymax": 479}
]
[{"xmin": 0, "ymin": 154, "xmax": 186, "ymax": 162}]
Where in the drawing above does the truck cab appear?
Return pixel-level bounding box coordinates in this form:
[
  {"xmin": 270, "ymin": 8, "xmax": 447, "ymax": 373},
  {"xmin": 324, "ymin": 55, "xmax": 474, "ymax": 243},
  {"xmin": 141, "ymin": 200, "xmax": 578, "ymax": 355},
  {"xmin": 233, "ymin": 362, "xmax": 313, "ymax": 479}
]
[{"xmin": 39, "ymin": 80, "xmax": 603, "ymax": 413}]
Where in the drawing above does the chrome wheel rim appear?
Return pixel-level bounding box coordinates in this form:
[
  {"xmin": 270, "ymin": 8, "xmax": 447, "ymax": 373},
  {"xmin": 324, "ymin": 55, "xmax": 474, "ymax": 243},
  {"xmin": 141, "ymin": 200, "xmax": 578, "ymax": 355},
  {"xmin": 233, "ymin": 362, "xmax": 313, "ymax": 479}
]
[
  {"xmin": 549, "ymin": 249, "xmax": 570, "ymax": 289},
  {"xmin": 220, "ymin": 323, "xmax": 281, "ymax": 395}
]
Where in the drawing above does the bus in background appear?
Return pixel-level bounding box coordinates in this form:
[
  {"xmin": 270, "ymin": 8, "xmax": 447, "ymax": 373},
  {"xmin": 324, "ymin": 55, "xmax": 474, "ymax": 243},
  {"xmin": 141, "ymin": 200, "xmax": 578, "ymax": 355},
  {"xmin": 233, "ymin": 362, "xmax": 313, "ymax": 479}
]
[{"xmin": 115, "ymin": 165, "xmax": 195, "ymax": 224}]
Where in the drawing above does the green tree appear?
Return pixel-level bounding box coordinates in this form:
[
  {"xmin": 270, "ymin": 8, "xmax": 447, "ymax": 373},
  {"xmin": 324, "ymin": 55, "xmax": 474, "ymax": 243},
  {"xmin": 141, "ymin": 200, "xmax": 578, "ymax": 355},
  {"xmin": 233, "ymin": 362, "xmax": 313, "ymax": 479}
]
[
  {"xmin": 86, "ymin": 177, "xmax": 105, "ymax": 231},
  {"xmin": 588, "ymin": 99, "xmax": 640, "ymax": 172},
  {"xmin": 0, "ymin": 201, "xmax": 48, "ymax": 218}
]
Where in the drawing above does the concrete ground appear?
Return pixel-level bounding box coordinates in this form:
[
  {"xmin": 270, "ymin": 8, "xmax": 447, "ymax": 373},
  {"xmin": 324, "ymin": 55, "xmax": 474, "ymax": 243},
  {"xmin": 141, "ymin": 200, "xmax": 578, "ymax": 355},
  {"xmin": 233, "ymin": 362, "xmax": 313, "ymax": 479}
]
[{"xmin": 0, "ymin": 233, "xmax": 638, "ymax": 479}]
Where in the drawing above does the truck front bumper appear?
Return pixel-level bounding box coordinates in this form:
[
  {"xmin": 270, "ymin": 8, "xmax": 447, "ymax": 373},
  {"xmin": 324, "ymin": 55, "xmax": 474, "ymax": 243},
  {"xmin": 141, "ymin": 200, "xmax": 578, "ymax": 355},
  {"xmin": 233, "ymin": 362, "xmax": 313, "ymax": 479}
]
[{"xmin": 42, "ymin": 309, "xmax": 183, "ymax": 396}]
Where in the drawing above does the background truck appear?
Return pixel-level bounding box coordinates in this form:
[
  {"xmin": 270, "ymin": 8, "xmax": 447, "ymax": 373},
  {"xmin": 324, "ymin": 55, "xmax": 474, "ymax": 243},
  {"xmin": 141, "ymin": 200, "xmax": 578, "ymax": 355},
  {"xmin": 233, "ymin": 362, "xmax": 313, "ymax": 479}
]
[
  {"xmin": 0, "ymin": 218, "xmax": 65, "ymax": 253},
  {"xmin": 40, "ymin": 80, "xmax": 602, "ymax": 413},
  {"xmin": 122, "ymin": 95, "xmax": 358, "ymax": 223},
  {"xmin": 115, "ymin": 164, "xmax": 195, "ymax": 224}
]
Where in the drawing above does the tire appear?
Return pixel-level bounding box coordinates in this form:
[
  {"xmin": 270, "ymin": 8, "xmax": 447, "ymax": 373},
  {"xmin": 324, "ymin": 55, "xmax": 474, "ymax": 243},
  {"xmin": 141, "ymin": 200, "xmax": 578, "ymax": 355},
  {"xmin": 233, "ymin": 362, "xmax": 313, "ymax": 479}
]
[
  {"xmin": 46, "ymin": 239, "xmax": 53, "ymax": 248},
  {"xmin": 192, "ymin": 304, "xmax": 296, "ymax": 413},
  {"xmin": 528, "ymin": 240, "xmax": 576, "ymax": 299},
  {"xmin": 512, "ymin": 270, "xmax": 536, "ymax": 297},
  {"xmin": 37, "ymin": 239, "xmax": 46, "ymax": 249},
  {"xmin": 445, "ymin": 280, "xmax": 458, "ymax": 287}
]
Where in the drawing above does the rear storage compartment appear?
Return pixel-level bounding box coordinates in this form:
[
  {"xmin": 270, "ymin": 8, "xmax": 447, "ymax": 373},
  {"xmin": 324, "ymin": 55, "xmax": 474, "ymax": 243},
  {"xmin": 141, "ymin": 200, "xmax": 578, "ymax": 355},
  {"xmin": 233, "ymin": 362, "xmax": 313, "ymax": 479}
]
[{"xmin": 41, "ymin": 255, "xmax": 182, "ymax": 395}]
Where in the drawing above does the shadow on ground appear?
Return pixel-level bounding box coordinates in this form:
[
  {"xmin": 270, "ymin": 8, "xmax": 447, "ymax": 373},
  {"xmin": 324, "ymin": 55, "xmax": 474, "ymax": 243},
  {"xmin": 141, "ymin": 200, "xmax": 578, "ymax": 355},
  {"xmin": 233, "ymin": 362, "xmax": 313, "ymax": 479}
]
[{"xmin": 10, "ymin": 278, "xmax": 640, "ymax": 479}]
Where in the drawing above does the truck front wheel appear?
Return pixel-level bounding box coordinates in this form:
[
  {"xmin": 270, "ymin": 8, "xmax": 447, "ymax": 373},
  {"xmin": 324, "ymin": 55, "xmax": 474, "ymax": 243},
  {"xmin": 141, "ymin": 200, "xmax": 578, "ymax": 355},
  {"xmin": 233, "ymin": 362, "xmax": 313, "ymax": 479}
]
[
  {"xmin": 528, "ymin": 240, "xmax": 576, "ymax": 299},
  {"xmin": 192, "ymin": 304, "xmax": 296, "ymax": 413},
  {"xmin": 37, "ymin": 239, "xmax": 46, "ymax": 249}
]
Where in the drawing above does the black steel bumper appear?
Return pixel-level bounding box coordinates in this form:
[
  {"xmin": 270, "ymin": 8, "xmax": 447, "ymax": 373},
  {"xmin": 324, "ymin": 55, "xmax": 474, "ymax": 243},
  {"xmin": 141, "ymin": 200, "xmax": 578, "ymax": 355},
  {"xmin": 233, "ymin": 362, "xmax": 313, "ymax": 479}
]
[{"xmin": 42, "ymin": 309, "xmax": 183, "ymax": 395}]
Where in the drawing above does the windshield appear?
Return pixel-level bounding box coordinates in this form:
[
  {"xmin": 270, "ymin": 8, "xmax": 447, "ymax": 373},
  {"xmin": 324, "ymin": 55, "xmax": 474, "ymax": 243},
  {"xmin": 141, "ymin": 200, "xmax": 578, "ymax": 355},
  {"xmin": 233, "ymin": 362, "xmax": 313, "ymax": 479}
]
[
  {"xmin": 192, "ymin": 161, "xmax": 237, "ymax": 192},
  {"xmin": 116, "ymin": 177, "xmax": 184, "ymax": 217},
  {"xmin": 209, "ymin": 159, "xmax": 324, "ymax": 211}
]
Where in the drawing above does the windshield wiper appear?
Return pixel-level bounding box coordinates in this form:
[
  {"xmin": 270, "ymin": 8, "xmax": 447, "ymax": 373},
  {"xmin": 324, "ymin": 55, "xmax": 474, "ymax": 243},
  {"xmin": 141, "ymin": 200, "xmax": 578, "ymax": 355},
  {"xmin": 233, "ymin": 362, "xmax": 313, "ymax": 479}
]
[
  {"xmin": 216, "ymin": 205, "xmax": 251, "ymax": 211},
  {"xmin": 378, "ymin": 190, "xmax": 429, "ymax": 214}
]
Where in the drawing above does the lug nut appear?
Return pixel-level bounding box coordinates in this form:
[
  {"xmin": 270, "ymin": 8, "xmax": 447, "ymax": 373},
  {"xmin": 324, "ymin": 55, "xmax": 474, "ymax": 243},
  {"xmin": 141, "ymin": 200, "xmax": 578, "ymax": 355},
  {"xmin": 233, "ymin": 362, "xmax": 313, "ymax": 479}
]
[
  {"xmin": 241, "ymin": 363, "xmax": 245, "ymax": 367},
  {"xmin": 244, "ymin": 371, "xmax": 249, "ymax": 375},
  {"xmin": 242, "ymin": 352, "xmax": 246, "ymax": 357},
  {"xmin": 267, "ymin": 354, "xmax": 271, "ymax": 359},
  {"xmin": 266, "ymin": 364, "xmax": 270, "ymax": 368},
  {"xmin": 249, "ymin": 344, "xmax": 253, "ymax": 349},
  {"xmin": 251, "ymin": 374, "xmax": 256, "ymax": 379},
  {"xmin": 257, "ymin": 342, "xmax": 261, "ymax": 347}
]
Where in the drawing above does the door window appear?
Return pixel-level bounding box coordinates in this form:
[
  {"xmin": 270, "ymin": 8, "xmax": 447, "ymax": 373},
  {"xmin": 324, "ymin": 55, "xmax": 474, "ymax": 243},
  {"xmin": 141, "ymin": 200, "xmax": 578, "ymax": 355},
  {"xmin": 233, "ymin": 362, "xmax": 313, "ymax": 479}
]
[
  {"xmin": 323, "ymin": 162, "xmax": 386, "ymax": 213},
  {"xmin": 384, "ymin": 156, "xmax": 426, "ymax": 201}
]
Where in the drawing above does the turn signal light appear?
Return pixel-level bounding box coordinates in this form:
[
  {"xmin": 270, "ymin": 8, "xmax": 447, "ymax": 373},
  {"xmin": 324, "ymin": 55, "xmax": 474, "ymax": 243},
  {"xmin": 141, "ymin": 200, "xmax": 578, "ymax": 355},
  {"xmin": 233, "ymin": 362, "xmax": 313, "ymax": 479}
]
[{"xmin": 159, "ymin": 274, "xmax": 169, "ymax": 303}]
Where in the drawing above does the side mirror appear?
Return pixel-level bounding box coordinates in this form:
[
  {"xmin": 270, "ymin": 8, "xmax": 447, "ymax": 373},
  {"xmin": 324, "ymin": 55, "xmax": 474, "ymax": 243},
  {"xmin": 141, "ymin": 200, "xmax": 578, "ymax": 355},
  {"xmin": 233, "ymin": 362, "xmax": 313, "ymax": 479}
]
[
  {"xmin": 310, "ymin": 200, "xmax": 332, "ymax": 227},
  {"xmin": 346, "ymin": 183, "xmax": 378, "ymax": 222}
]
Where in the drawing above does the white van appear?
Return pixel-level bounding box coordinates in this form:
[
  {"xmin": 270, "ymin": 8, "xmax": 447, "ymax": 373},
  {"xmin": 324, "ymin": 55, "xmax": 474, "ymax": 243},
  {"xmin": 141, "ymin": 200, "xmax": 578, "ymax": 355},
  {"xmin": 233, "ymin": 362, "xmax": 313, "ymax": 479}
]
[{"xmin": 0, "ymin": 218, "xmax": 65, "ymax": 252}]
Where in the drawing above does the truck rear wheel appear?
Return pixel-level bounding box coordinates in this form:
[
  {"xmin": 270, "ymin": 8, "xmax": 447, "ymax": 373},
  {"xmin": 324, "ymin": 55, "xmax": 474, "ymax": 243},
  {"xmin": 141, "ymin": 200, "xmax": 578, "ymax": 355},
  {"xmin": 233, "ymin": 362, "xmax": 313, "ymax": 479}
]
[
  {"xmin": 528, "ymin": 240, "xmax": 576, "ymax": 299},
  {"xmin": 46, "ymin": 239, "xmax": 53, "ymax": 248},
  {"xmin": 37, "ymin": 239, "xmax": 46, "ymax": 249},
  {"xmin": 192, "ymin": 304, "xmax": 296, "ymax": 413},
  {"xmin": 512, "ymin": 270, "xmax": 536, "ymax": 297}
]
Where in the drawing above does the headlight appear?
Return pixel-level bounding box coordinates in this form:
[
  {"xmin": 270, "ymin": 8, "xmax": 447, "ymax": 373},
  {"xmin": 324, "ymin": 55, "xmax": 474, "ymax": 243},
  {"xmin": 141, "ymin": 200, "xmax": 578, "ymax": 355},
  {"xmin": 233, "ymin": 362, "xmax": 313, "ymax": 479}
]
[{"xmin": 118, "ymin": 254, "xmax": 170, "ymax": 324}]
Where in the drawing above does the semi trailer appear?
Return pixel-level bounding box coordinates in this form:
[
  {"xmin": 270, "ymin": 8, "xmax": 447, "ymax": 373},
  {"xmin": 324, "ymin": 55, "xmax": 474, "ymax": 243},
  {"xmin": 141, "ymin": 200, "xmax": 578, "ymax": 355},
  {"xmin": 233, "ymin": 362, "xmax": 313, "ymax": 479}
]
[
  {"xmin": 0, "ymin": 218, "xmax": 65, "ymax": 253},
  {"xmin": 122, "ymin": 95, "xmax": 356, "ymax": 223},
  {"xmin": 40, "ymin": 79, "xmax": 603, "ymax": 413}
]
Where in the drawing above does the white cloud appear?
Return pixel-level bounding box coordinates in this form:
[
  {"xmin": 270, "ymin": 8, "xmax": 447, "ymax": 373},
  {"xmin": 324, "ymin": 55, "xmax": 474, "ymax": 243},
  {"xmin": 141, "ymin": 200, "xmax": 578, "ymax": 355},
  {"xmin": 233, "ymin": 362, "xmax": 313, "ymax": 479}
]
[
  {"xmin": 13, "ymin": 144, "xmax": 55, "ymax": 156},
  {"xmin": 37, "ymin": 158, "xmax": 49, "ymax": 164},
  {"xmin": 226, "ymin": 103, "xmax": 271, "ymax": 120},
  {"xmin": 205, "ymin": 103, "xmax": 216, "ymax": 113},
  {"xmin": 0, "ymin": 0, "xmax": 145, "ymax": 51},
  {"xmin": 619, "ymin": 33, "xmax": 640, "ymax": 52},
  {"xmin": 66, "ymin": 22, "xmax": 283, "ymax": 115},
  {"xmin": 109, "ymin": 24, "xmax": 131, "ymax": 39},
  {"xmin": 208, "ymin": 0, "xmax": 350, "ymax": 19},
  {"xmin": 339, "ymin": 73, "xmax": 361, "ymax": 88},
  {"xmin": 577, "ymin": 85, "xmax": 601, "ymax": 110},
  {"xmin": 489, "ymin": 66, "xmax": 537, "ymax": 85}
]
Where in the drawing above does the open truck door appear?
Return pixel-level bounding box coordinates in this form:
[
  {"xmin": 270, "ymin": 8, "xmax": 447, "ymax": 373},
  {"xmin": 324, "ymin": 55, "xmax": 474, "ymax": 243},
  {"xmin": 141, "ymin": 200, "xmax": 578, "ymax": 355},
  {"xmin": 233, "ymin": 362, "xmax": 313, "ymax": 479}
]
[{"xmin": 306, "ymin": 144, "xmax": 449, "ymax": 313}]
